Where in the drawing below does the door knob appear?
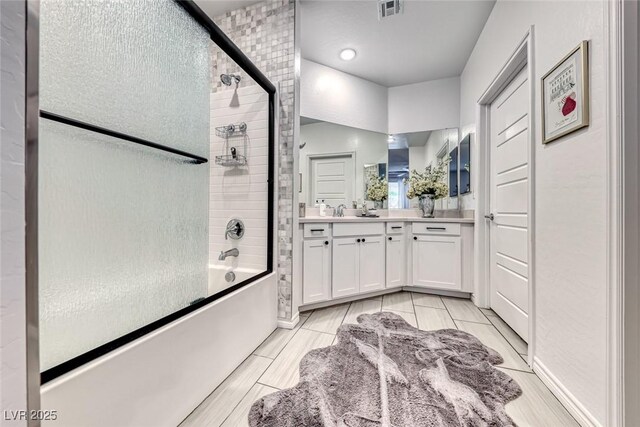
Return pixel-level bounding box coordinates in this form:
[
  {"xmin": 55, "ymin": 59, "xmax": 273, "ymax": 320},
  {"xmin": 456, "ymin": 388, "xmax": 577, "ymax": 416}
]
[{"xmin": 484, "ymin": 213, "xmax": 495, "ymax": 221}]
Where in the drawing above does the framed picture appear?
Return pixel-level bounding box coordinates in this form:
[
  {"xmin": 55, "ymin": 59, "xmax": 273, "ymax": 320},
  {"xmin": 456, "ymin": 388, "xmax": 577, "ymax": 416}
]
[{"xmin": 542, "ymin": 41, "xmax": 589, "ymax": 144}]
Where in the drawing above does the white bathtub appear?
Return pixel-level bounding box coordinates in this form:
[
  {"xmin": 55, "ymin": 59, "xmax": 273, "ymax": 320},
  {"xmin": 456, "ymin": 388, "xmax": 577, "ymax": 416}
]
[
  {"xmin": 208, "ymin": 264, "xmax": 264, "ymax": 296},
  {"xmin": 41, "ymin": 273, "xmax": 277, "ymax": 427}
]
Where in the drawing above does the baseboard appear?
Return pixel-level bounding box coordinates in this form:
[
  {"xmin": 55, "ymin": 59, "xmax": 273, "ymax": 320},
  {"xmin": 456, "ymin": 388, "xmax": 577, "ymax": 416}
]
[
  {"xmin": 533, "ymin": 357, "xmax": 602, "ymax": 427},
  {"xmin": 401, "ymin": 286, "xmax": 471, "ymax": 299},
  {"xmin": 300, "ymin": 287, "xmax": 473, "ymax": 312},
  {"xmin": 300, "ymin": 288, "xmax": 400, "ymax": 311},
  {"xmin": 277, "ymin": 311, "xmax": 299, "ymax": 330},
  {"xmin": 470, "ymin": 293, "xmax": 489, "ymax": 309}
]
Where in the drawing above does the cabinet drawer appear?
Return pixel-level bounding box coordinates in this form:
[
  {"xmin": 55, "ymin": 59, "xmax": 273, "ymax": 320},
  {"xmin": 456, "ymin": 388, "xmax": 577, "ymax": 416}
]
[
  {"xmin": 386, "ymin": 222, "xmax": 405, "ymax": 234},
  {"xmin": 412, "ymin": 222, "xmax": 460, "ymax": 236},
  {"xmin": 333, "ymin": 222, "xmax": 384, "ymax": 237},
  {"xmin": 304, "ymin": 223, "xmax": 330, "ymax": 238}
]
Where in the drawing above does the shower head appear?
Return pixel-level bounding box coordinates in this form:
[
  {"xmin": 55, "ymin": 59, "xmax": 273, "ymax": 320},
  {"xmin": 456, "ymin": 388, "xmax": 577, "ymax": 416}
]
[{"xmin": 220, "ymin": 73, "xmax": 241, "ymax": 86}]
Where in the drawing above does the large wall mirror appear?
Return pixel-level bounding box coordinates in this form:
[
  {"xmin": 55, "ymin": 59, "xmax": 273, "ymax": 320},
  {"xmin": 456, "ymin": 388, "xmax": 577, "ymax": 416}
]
[
  {"xmin": 387, "ymin": 128, "xmax": 460, "ymax": 210},
  {"xmin": 300, "ymin": 118, "xmax": 388, "ymax": 208},
  {"xmin": 300, "ymin": 117, "xmax": 464, "ymax": 211}
]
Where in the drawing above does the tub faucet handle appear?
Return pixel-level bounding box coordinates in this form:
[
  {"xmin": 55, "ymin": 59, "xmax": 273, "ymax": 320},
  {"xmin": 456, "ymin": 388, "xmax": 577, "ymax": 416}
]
[{"xmin": 225, "ymin": 219, "xmax": 245, "ymax": 240}]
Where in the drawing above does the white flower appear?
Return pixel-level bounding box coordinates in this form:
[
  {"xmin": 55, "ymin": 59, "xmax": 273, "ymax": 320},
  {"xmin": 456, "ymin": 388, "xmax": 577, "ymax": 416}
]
[
  {"xmin": 403, "ymin": 157, "xmax": 449, "ymax": 200},
  {"xmin": 367, "ymin": 176, "xmax": 388, "ymax": 201}
]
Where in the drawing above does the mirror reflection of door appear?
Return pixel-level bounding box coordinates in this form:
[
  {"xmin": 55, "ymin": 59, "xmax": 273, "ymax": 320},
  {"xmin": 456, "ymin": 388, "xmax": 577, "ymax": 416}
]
[{"xmin": 310, "ymin": 154, "xmax": 354, "ymax": 207}]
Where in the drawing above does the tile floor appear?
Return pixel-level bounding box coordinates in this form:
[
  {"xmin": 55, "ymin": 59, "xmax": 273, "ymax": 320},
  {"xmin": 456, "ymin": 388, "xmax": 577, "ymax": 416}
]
[{"xmin": 180, "ymin": 291, "xmax": 579, "ymax": 427}]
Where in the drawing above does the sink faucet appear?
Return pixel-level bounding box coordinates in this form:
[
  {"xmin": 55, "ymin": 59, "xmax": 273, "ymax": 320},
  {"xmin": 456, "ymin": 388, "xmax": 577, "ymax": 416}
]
[
  {"xmin": 333, "ymin": 204, "xmax": 347, "ymax": 217},
  {"xmin": 218, "ymin": 248, "xmax": 239, "ymax": 260}
]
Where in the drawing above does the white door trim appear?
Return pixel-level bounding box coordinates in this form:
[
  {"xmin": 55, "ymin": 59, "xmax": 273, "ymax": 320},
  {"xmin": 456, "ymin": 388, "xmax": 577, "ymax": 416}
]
[
  {"xmin": 606, "ymin": 0, "xmax": 625, "ymax": 425},
  {"xmin": 620, "ymin": 1, "xmax": 640, "ymax": 425},
  {"xmin": 306, "ymin": 151, "xmax": 356, "ymax": 206},
  {"xmin": 475, "ymin": 27, "xmax": 535, "ymax": 366}
]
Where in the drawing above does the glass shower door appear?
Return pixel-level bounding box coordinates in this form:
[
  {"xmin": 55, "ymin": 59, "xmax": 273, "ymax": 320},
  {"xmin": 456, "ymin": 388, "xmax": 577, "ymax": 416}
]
[{"xmin": 38, "ymin": 0, "xmax": 210, "ymax": 373}]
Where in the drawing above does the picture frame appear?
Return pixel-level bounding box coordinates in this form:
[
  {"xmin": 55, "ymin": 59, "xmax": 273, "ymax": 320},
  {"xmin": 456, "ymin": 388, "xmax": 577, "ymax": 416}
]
[{"xmin": 541, "ymin": 40, "xmax": 589, "ymax": 144}]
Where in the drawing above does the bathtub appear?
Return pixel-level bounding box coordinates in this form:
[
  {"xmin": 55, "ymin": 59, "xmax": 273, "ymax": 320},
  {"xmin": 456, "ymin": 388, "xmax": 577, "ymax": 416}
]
[
  {"xmin": 208, "ymin": 264, "xmax": 265, "ymax": 296},
  {"xmin": 42, "ymin": 272, "xmax": 277, "ymax": 427}
]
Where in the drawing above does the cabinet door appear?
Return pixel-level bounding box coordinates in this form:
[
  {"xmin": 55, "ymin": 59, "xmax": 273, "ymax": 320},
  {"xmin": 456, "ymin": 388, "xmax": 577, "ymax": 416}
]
[
  {"xmin": 332, "ymin": 238, "xmax": 360, "ymax": 298},
  {"xmin": 302, "ymin": 239, "xmax": 331, "ymax": 304},
  {"xmin": 386, "ymin": 235, "xmax": 405, "ymax": 288},
  {"xmin": 412, "ymin": 235, "xmax": 461, "ymax": 290},
  {"xmin": 359, "ymin": 236, "xmax": 385, "ymax": 293}
]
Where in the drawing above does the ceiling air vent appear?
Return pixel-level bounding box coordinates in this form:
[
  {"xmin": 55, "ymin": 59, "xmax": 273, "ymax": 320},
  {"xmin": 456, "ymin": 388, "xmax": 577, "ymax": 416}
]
[{"xmin": 378, "ymin": 0, "xmax": 403, "ymax": 20}]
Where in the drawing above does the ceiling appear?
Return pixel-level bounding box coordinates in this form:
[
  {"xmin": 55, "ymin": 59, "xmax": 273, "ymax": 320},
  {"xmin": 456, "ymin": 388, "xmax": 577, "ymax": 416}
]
[
  {"xmin": 388, "ymin": 130, "xmax": 432, "ymax": 149},
  {"xmin": 300, "ymin": 0, "xmax": 495, "ymax": 87},
  {"xmin": 195, "ymin": 0, "xmax": 262, "ymax": 20}
]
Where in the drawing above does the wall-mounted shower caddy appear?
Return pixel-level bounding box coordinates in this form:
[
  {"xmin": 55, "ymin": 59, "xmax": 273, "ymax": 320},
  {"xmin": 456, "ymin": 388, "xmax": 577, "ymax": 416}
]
[{"xmin": 215, "ymin": 122, "xmax": 248, "ymax": 166}]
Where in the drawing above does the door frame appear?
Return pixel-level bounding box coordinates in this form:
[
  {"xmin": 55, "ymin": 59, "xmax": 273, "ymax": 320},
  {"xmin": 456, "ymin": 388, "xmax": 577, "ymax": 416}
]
[
  {"xmin": 306, "ymin": 151, "xmax": 356, "ymax": 206},
  {"xmin": 474, "ymin": 28, "xmax": 535, "ymax": 366}
]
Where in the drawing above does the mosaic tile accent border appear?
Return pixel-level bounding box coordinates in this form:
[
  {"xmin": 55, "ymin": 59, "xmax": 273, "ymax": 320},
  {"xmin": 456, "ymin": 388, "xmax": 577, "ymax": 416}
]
[{"xmin": 213, "ymin": 0, "xmax": 295, "ymax": 320}]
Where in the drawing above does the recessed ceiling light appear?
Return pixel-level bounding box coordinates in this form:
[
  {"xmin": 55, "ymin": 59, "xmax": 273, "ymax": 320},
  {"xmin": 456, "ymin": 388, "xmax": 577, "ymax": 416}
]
[{"xmin": 339, "ymin": 48, "xmax": 357, "ymax": 61}]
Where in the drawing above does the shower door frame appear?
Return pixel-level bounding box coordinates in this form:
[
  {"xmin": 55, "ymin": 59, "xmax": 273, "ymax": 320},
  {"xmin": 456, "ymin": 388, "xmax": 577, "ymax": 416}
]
[{"xmin": 25, "ymin": 0, "xmax": 277, "ymax": 396}]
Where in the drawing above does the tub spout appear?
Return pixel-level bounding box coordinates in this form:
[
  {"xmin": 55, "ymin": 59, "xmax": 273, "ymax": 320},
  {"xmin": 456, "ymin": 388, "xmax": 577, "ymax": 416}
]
[{"xmin": 219, "ymin": 248, "xmax": 239, "ymax": 260}]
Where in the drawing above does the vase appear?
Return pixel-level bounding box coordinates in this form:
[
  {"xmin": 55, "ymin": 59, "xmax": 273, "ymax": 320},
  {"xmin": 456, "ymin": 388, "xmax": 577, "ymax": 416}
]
[
  {"xmin": 418, "ymin": 194, "xmax": 435, "ymax": 218},
  {"xmin": 374, "ymin": 200, "xmax": 384, "ymax": 209}
]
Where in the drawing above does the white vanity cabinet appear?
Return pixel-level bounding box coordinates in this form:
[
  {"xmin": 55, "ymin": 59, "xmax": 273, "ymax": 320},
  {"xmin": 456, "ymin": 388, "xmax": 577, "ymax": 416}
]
[
  {"xmin": 412, "ymin": 235, "xmax": 461, "ymax": 290},
  {"xmin": 357, "ymin": 236, "xmax": 385, "ymax": 293},
  {"xmin": 300, "ymin": 218, "xmax": 473, "ymax": 308},
  {"xmin": 385, "ymin": 222, "xmax": 405, "ymax": 288},
  {"xmin": 410, "ymin": 222, "xmax": 467, "ymax": 291},
  {"xmin": 332, "ymin": 230, "xmax": 385, "ymax": 298},
  {"xmin": 332, "ymin": 237, "xmax": 360, "ymax": 298},
  {"xmin": 302, "ymin": 238, "xmax": 331, "ymax": 304}
]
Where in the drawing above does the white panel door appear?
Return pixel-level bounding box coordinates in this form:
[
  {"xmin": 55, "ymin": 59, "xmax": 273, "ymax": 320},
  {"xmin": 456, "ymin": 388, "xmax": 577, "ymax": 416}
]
[
  {"xmin": 412, "ymin": 235, "xmax": 461, "ymax": 290},
  {"xmin": 386, "ymin": 235, "xmax": 405, "ymax": 288},
  {"xmin": 489, "ymin": 67, "xmax": 530, "ymax": 342},
  {"xmin": 302, "ymin": 239, "xmax": 331, "ymax": 304},
  {"xmin": 358, "ymin": 236, "xmax": 385, "ymax": 293},
  {"xmin": 332, "ymin": 237, "xmax": 359, "ymax": 298},
  {"xmin": 311, "ymin": 155, "xmax": 353, "ymax": 206}
]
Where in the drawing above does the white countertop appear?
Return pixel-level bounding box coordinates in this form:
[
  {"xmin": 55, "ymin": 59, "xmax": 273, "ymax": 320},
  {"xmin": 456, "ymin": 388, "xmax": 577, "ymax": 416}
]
[{"xmin": 299, "ymin": 216, "xmax": 475, "ymax": 224}]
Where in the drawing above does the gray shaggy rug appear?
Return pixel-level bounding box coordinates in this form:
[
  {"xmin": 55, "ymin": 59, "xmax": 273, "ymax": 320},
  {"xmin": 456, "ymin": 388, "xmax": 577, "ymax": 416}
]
[{"xmin": 249, "ymin": 312, "xmax": 522, "ymax": 427}]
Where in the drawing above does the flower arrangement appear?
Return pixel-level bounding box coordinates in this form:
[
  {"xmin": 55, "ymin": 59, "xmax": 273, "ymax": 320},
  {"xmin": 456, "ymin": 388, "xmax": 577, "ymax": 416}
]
[
  {"xmin": 405, "ymin": 157, "xmax": 449, "ymax": 199},
  {"xmin": 366, "ymin": 175, "xmax": 388, "ymax": 201}
]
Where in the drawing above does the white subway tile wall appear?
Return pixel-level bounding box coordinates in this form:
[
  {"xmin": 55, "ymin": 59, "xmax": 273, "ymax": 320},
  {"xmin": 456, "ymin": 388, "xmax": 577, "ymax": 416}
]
[{"xmin": 210, "ymin": 86, "xmax": 269, "ymax": 271}]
